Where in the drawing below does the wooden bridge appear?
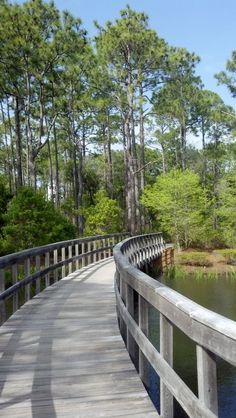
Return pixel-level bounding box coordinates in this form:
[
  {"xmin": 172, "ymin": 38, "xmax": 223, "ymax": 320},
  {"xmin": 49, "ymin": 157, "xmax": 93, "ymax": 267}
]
[{"xmin": 0, "ymin": 233, "xmax": 235, "ymax": 418}]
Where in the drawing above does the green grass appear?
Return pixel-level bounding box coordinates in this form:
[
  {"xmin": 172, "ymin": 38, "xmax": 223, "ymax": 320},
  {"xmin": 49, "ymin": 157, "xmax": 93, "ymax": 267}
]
[
  {"xmin": 216, "ymin": 249, "xmax": 236, "ymax": 265},
  {"xmin": 163, "ymin": 265, "xmax": 236, "ymax": 281},
  {"xmin": 175, "ymin": 251, "xmax": 213, "ymax": 267}
]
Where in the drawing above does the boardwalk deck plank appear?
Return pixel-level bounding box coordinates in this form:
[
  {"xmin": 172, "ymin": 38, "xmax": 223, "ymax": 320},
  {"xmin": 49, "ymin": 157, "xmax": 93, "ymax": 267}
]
[{"xmin": 0, "ymin": 259, "xmax": 159, "ymax": 417}]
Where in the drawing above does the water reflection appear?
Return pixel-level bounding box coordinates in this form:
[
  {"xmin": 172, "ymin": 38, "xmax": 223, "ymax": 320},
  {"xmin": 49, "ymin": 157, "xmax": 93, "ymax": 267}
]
[{"xmin": 148, "ymin": 272, "xmax": 236, "ymax": 418}]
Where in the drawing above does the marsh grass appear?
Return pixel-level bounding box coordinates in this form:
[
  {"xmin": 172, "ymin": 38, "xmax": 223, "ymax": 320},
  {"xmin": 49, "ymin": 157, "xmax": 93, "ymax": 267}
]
[
  {"xmin": 163, "ymin": 265, "xmax": 236, "ymax": 281},
  {"xmin": 175, "ymin": 251, "xmax": 213, "ymax": 267},
  {"xmin": 216, "ymin": 249, "xmax": 236, "ymax": 265}
]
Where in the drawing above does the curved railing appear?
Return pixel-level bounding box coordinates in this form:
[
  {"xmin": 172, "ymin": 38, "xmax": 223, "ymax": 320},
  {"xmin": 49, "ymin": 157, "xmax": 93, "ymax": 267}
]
[
  {"xmin": 113, "ymin": 234, "xmax": 236, "ymax": 418},
  {"xmin": 0, "ymin": 232, "xmax": 128, "ymax": 324}
]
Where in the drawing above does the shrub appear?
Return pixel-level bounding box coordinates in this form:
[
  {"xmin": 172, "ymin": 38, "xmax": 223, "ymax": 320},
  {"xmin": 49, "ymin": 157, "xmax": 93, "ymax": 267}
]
[
  {"xmin": 2, "ymin": 187, "xmax": 76, "ymax": 253},
  {"xmin": 175, "ymin": 251, "xmax": 213, "ymax": 267},
  {"xmin": 216, "ymin": 249, "xmax": 236, "ymax": 265}
]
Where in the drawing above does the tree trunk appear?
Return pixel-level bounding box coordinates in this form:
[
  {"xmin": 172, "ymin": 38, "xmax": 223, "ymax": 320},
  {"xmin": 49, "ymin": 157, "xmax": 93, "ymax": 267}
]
[{"xmin": 14, "ymin": 96, "xmax": 23, "ymax": 189}]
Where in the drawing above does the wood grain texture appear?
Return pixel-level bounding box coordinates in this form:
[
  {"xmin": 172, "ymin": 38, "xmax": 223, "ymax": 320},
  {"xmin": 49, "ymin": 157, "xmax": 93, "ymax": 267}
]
[{"xmin": 0, "ymin": 259, "xmax": 158, "ymax": 418}]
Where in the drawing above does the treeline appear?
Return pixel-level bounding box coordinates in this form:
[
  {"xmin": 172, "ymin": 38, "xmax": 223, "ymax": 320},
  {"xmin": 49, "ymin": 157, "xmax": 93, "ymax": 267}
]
[{"xmin": 0, "ymin": 0, "xmax": 236, "ymax": 252}]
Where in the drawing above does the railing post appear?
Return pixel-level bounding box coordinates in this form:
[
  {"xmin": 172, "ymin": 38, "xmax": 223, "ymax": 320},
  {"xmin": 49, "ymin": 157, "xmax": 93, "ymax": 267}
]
[
  {"xmin": 82, "ymin": 243, "xmax": 85, "ymax": 267},
  {"xmin": 197, "ymin": 345, "xmax": 218, "ymax": 416},
  {"xmin": 75, "ymin": 243, "xmax": 79, "ymax": 270},
  {"xmin": 12, "ymin": 264, "xmax": 18, "ymax": 313},
  {"xmin": 93, "ymin": 240, "xmax": 97, "ymax": 263},
  {"xmin": 68, "ymin": 245, "xmax": 72, "ymax": 274},
  {"xmin": 88, "ymin": 241, "xmax": 91, "ymax": 265},
  {"xmin": 24, "ymin": 258, "xmax": 31, "ymax": 302},
  {"xmin": 120, "ymin": 275, "xmax": 127, "ymax": 343},
  {"xmin": 126, "ymin": 284, "xmax": 136, "ymax": 362},
  {"xmin": 160, "ymin": 313, "xmax": 173, "ymax": 418},
  {"xmin": 139, "ymin": 295, "xmax": 149, "ymax": 387},
  {"xmin": 45, "ymin": 252, "xmax": 50, "ymax": 287},
  {"xmin": 0, "ymin": 269, "xmax": 6, "ymax": 324},
  {"xmin": 103, "ymin": 238, "xmax": 106, "ymax": 259},
  {"xmin": 62, "ymin": 247, "xmax": 66, "ymax": 278},
  {"xmin": 53, "ymin": 249, "xmax": 58, "ymax": 282},
  {"xmin": 35, "ymin": 255, "xmax": 41, "ymax": 294}
]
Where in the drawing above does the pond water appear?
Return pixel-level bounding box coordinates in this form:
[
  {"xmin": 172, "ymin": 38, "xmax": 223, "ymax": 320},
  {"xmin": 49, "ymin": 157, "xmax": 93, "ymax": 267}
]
[{"xmin": 148, "ymin": 272, "xmax": 236, "ymax": 418}]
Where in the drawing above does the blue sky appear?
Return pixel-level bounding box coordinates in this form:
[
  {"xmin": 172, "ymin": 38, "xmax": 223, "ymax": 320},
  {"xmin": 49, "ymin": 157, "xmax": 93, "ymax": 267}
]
[{"xmin": 50, "ymin": 0, "xmax": 236, "ymax": 109}]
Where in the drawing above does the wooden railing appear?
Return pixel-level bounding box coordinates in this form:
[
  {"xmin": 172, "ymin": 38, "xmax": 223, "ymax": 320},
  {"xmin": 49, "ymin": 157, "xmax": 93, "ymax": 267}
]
[
  {"xmin": 113, "ymin": 234, "xmax": 236, "ymax": 418},
  {"xmin": 0, "ymin": 232, "xmax": 128, "ymax": 325}
]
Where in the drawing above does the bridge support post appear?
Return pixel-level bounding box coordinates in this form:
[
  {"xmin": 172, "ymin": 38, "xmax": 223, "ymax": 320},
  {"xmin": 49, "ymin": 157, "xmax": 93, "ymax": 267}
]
[
  {"xmin": 139, "ymin": 295, "xmax": 149, "ymax": 387},
  {"xmin": 197, "ymin": 345, "xmax": 218, "ymax": 416},
  {"xmin": 160, "ymin": 313, "xmax": 173, "ymax": 418}
]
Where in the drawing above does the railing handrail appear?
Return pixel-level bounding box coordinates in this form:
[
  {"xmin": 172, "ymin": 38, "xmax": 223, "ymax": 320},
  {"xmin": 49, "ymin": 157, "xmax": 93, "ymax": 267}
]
[
  {"xmin": 0, "ymin": 233, "xmax": 126, "ymax": 268},
  {"xmin": 113, "ymin": 233, "xmax": 236, "ymax": 418}
]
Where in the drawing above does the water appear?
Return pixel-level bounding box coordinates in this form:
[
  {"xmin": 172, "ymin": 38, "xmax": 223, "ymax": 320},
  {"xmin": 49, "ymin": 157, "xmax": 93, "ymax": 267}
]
[{"xmin": 148, "ymin": 272, "xmax": 236, "ymax": 418}]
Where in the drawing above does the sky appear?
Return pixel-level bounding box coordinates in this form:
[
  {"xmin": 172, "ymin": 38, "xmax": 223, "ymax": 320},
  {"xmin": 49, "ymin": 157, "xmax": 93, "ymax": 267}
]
[{"xmin": 49, "ymin": 0, "xmax": 236, "ymax": 109}]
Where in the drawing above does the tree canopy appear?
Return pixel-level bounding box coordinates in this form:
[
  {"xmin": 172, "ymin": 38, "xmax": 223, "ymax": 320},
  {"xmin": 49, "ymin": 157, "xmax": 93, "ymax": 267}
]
[{"xmin": 0, "ymin": 1, "xmax": 236, "ymax": 252}]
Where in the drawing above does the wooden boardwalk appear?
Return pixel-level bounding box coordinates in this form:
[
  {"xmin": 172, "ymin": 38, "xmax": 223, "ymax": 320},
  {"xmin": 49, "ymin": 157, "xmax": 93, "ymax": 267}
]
[{"xmin": 0, "ymin": 258, "xmax": 158, "ymax": 418}]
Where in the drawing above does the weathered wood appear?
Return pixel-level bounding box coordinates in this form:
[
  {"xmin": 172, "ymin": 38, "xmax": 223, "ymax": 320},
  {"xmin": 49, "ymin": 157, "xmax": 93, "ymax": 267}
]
[
  {"xmin": 35, "ymin": 255, "xmax": 41, "ymax": 294},
  {"xmin": 53, "ymin": 249, "xmax": 58, "ymax": 282},
  {"xmin": 24, "ymin": 258, "xmax": 30, "ymax": 302},
  {"xmin": 126, "ymin": 284, "xmax": 136, "ymax": 362},
  {"xmin": 0, "ymin": 260, "xmax": 158, "ymax": 418},
  {"xmin": 0, "ymin": 268, "xmax": 6, "ymax": 324},
  {"xmin": 138, "ymin": 295, "xmax": 149, "ymax": 387},
  {"xmin": 75, "ymin": 243, "xmax": 79, "ymax": 270},
  {"xmin": 82, "ymin": 242, "xmax": 85, "ymax": 267},
  {"xmin": 61, "ymin": 247, "xmax": 66, "ymax": 278},
  {"xmin": 160, "ymin": 313, "xmax": 173, "ymax": 418},
  {"xmin": 68, "ymin": 245, "xmax": 73, "ymax": 274},
  {"xmin": 197, "ymin": 345, "xmax": 218, "ymax": 415},
  {"xmin": 12, "ymin": 264, "xmax": 18, "ymax": 313},
  {"xmin": 45, "ymin": 252, "xmax": 50, "ymax": 287},
  {"xmin": 113, "ymin": 233, "xmax": 236, "ymax": 418},
  {"xmin": 115, "ymin": 283, "xmax": 217, "ymax": 418}
]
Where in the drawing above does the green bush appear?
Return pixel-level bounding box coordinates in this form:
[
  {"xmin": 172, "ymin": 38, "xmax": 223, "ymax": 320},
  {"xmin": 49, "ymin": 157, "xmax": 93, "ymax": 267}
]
[
  {"xmin": 176, "ymin": 251, "xmax": 213, "ymax": 267},
  {"xmin": 2, "ymin": 187, "xmax": 76, "ymax": 254}
]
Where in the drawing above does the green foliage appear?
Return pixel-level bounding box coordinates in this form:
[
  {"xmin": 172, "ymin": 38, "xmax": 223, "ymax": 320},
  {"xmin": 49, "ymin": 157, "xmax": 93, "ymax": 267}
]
[
  {"xmin": 2, "ymin": 187, "xmax": 76, "ymax": 253},
  {"xmin": 214, "ymin": 172, "xmax": 236, "ymax": 247},
  {"xmin": 84, "ymin": 190, "xmax": 122, "ymax": 235},
  {"xmin": 176, "ymin": 252, "xmax": 212, "ymax": 267},
  {"xmin": 141, "ymin": 169, "xmax": 208, "ymax": 248},
  {"xmin": 0, "ymin": 176, "xmax": 12, "ymax": 232}
]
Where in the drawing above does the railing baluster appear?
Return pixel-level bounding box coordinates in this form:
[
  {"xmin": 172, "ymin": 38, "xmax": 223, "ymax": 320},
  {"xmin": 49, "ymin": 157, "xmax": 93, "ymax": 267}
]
[
  {"xmin": 88, "ymin": 241, "xmax": 91, "ymax": 265},
  {"xmin": 45, "ymin": 252, "xmax": 50, "ymax": 287},
  {"xmin": 81, "ymin": 242, "xmax": 85, "ymax": 267},
  {"xmin": 68, "ymin": 245, "xmax": 72, "ymax": 274},
  {"xmin": 35, "ymin": 255, "xmax": 41, "ymax": 294},
  {"xmin": 24, "ymin": 258, "xmax": 30, "ymax": 302},
  {"xmin": 126, "ymin": 284, "xmax": 136, "ymax": 362},
  {"xmin": 103, "ymin": 238, "xmax": 106, "ymax": 259},
  {"xmin": 160, "ymin": 313, "xmax": 174, "ymax": 418},
  {"xmin": 53, "ymin": 249, "xmax": 58, "ymax": 282},
  {"xmin": 138, "ymin": 295, "xmax": 149, "ymax": 387},
  {"xmin": 12, "ymin": 264, "xmax": 18, "ymax": 313},
  {"xmin": 62, "ymin": 247, "xmax": 66, "ymax": 278},
  {"xmin": 0, "ymin": 268, "xmax": 6, "ymax": 324},
  {"xmin": 75, "ymin": 243, "xmax": 79, "ymax": 270},
  {"xmin": 93, "ymin": 240, "xmax": 97, "ymax": 263},
  {"xmin": 197, "ymin": 345, "xmax": 218, "ymax": 416}
]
